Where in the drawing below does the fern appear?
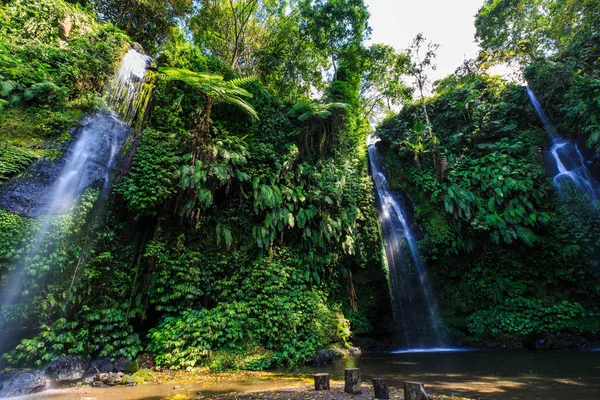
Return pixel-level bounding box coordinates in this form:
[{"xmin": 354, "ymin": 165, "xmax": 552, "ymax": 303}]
[{"xmin": 158, "ymin": 67, "xmax": 259, "ymax": 120}]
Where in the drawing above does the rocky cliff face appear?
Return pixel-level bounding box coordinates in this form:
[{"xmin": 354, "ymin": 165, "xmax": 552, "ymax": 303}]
[{"xmin": 0, "ymin": 112, "xmax": 131, "ymax": 217}]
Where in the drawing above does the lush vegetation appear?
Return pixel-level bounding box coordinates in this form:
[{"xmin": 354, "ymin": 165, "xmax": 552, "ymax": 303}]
[
  {"xmin": 377, "ymin": 0, "xmax": 600, "ymax": 346},
  {"xmin": 0, "ymin": 0, "xmax": 392, "ymax": 369},
  {"xmin": 1, "ymin": 0, "xmax": 600, "ymax": 373}
]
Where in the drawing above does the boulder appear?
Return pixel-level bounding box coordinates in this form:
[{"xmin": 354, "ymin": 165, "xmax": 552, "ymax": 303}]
[
  {"xmin": 130, "ymin": 42, "xmax": 146, "ymax": 55},
  {"xmin": 113, "ymin": 359, "xmax": 134, "ymax": 373},
  {"xmin": 46, "ymin": 357, "xmax": 90, "ymax": 382},
  {"xmin": 307, "ymin": 349, "xmax": 334, "ymax": 366},
  {"xmin": 83, "ymin": 358, "xmax": 114, "ymax": 382},
  {"xmin": 523, "ymin": 332, "xmax": 553, "ymax": 350},
  {"xmin": 0, "ymin": 370, "xmax": 47, "ymax": 398},
  {"xmin": 93, "ymin": 372, "xmax": 123, "ymax": 386}
]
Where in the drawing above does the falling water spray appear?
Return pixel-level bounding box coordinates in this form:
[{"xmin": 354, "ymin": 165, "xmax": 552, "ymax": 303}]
[
  {"xmin": 0, "ymin": 49, "xmax": 153, "ymax": 352},
  {"xmin": 368, "ymin": 138, "xmax": 444, "ymax": 348},
  {"xmin": 526, "ymin": 86, "xmax": 599, "ymax": 199}
]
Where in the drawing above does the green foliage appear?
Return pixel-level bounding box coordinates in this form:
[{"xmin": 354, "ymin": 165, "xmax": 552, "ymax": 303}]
[
  {"xmin": 467, "ymin": 298, "xmax": 599, "ymax": 342},
  {"xmin": 88, "ymin": 0, "xmax": 192, "ymax": 53},
  {"xmin": 132, "ymin": 368, "xmax": 154, "ymax": 384},
  {"xmin": 179, "ymin": 134, "xmax": 251, "ymax": 218},
  {"xmin": 0, "ymin": 141, "xmax": 39, "ymax": 183},
  {"xmin": 475, "ymin": 0, "xmax": 600, "ymax": 65},
  {"xmin": 148, "ymin": 252, "xmax": 348, "ymax": 370},
  {"xmin": 117, "ymin": 129, "xmax": 183, "ymax": 216},
  {"xmin": 0, "ymin": 0, "xmax": 390, "ymax": 370},
  {"xmin": 159, "ymin": 67, "xmax": 259, "ymax": 120},
  {"xmin": 5, "ymin": 307, "xmax": 142, "ymax": 366},
  {"xmin": 377, "ymin": 60, "xmax": 600, "ymax": 344},
  {"xmin": 0, "ymin": 210, "xmax": 28, "ymax": 259}
]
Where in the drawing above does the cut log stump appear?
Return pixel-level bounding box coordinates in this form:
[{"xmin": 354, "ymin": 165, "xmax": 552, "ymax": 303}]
[
  {"xmin": 372, "ymin": 377, "xmax": 390, "ymax": 399},
  {"xmin": 314, "ymin": 373, "xmax": 330, "ymax": 390},
  {"xmin": 404, "ymin": 381, "xmax": 431, "ymax": 400},
  {"xmin": 344, "ymin": 368, "xmax": 361, "ymax": 394}
]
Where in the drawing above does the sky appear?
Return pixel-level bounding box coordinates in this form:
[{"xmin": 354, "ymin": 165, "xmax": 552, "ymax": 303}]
[{"xmin": 364, "ymin": 0, "xmax": 487, "ymax": 82}]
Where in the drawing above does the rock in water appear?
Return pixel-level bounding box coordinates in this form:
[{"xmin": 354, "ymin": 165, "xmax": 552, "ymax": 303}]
[
  {"xmin": 46, "ymin": 357, "xmax": 90, "ymax": 382},
  {"xmin": 0, "ymin": 370, "xmax": 47, "ymax": 397},
  {"xmin": 403, "ymin": 381, "xmax": 431, "ymax": 400},
  {"xmin": 308, "ymin": 349, "xmax": 334, "ymax": 365},
  {"xmin": 83, "ymin": 359, "xmax": 115, "ymax": 383}
]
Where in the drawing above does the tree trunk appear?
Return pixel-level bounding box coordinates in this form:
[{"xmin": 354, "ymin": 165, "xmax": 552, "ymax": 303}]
[
  {"xmin": 404, "ymin": 381, "xmax": 431, "ymax": 400},
  {"xmin": 372, "ymin": 378, "xmax": 390, "ymax": 399},
  {"xmin": 344, "ymin": 368, "xmax": 361, "ymax": 394},
  {"xmin": 314, "ymin": 373, "xmax": 330, "ymax": 390}
]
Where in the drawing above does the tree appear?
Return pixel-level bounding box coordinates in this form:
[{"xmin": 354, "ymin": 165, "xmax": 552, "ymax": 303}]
[
  {"xmin": 474, "ymin": 0, "xmax": 600, "ymax": 64},
  {"xmin": 299, "ymin": 0, "xmax": 371, "ymax": 80},
  {"xmin": 158, "ymin": 67, "xmax": 258, "ymax": 156},
  {"xmin": 406, "ymin": 34, "xmax": 440, "ymax": 175},
  {"xmin": 287, "ymin": 101, "xmax": 349, "ymax": 157},
  {"xmin": 191, "ymin": 0, "xmax": 288, "ymax": 72},
  {"xmin": 89, "ymin": 0, "xmax": 193, "ymax": 51},
  {"xmin": 359, "ymin": 44, "xmax": 412, "ymax": 124}
]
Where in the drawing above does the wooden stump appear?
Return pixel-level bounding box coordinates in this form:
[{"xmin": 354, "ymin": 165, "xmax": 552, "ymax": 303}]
[
  {"xmin": 404, "ymin": 381, "xmax": 430, "ymax": 400},
  {"xmin": 372, "ymin": 377, "xmax": 390, "ymax": 399},
  {"xmin": 314, "ymin": 373, "xmax": 330, "ymax": 390},
  {"xmin": 344, "ymin": 368, "xmax": 361, "ymax": 394}
]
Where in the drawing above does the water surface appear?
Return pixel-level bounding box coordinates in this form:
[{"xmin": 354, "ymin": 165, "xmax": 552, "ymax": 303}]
[
  {"xmin": 307, "ymin": 350, "xmax": 600, "ymax": 399},
  {"xmin": 14, "ymin": 351, "xmax": 600, "ymax": 399}
]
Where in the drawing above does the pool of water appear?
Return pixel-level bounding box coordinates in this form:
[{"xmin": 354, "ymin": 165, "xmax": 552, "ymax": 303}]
[
  {"xmin": 303, "ymin": 350, "xmax": 600, "ymax": 399},
  {"xmin": 13, "ymin": 350, "xmax": 600, "ymax": 399}
]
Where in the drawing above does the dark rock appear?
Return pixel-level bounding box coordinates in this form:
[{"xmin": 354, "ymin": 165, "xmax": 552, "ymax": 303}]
[
  {"xmin": 46, "ymin": 357, "xmax": 90, "ymax": 382},
  {"xmin": 93, "ymin": 372, "xmax": 123, "ymax": 386},
  {"xmin": 307, "ymin": 349, "xmax": 334, "ymax": 366},
  {"xmin": 113, "ymin": 359, "xmax": 133, "ymax": 373},
  {"xmin": 0, "ymin": 112, "xmax": 132, "ymax": 217},
  {"xmin": 83, "ymin": 359, "xmax": 114, "ymax": 382},
  {"xmin": 523, "ymin": 332, "xmax": 553, "ymax": 350},
  {"xmin": 124, "ymin": 360, "xmax": 139, "ymax": 374},
  {"xmin": 130, "ymin": 42, "xmax": 146, "ymax": 55},
  {"xmin": 0, "ymin": 370, "xmax": 47, "ymax": 398}
]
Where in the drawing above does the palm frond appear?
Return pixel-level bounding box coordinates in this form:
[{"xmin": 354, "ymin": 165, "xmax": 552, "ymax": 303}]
[{"xmin": 158, "ymin": 67, "xmax": 258, "ymax": 120}]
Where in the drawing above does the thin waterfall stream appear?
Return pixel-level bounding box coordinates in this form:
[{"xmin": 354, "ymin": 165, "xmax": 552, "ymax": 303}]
[
  {"xmin": 526, "ymin": 86, "xmax": 600, "ymax": 199},
  {"xmin": 368, "ymin": 140, "xmax": 444, "ymax": 349},
  {"xmin": 0, "ymin": 49, "xmax": 153, "ymax": 352}
]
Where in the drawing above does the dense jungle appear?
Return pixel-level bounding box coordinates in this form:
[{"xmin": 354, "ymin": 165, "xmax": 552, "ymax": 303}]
[{"xmin": 0, "ymin": 0, "xmax": 600, "ymax": 397}]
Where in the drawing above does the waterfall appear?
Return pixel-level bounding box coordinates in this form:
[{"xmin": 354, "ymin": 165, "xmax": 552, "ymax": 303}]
[
  {"xmin": 0, "ymin": 49, "xmax": 153, "ymax": 353},
  {"xmin": 368, "ymin": 140, "xmax": 444, "ymax": 349},
  {"xmin": 526, "ymin": 86, "xmax": 599, "ymax": 198},
  {"xmin": 526, "ymin": 86, "xmax": 558, "ymax": 138},
  {"xmin": 105, "ymin": 49, "xmax": 153, "ymax": 128}
]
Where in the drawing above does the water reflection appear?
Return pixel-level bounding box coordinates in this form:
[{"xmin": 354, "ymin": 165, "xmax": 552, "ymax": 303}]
[{"xmin": 307, "ymin": 351, "xmax": 600, "ymax": 399}]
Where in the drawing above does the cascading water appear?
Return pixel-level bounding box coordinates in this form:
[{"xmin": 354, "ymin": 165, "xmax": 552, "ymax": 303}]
[
  {"xmin": 526, "ymin": 86, "xmax": 600, "ymax": 198},
  {"xmin": 0, "ymin": 48, "xmax": 153, "ymax": 353},
  {"xmin": 368, "ymin": 140, "xmax": 444, "ymax": 349}
]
